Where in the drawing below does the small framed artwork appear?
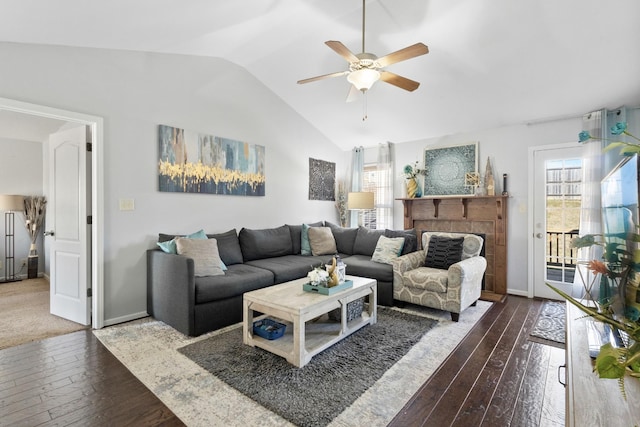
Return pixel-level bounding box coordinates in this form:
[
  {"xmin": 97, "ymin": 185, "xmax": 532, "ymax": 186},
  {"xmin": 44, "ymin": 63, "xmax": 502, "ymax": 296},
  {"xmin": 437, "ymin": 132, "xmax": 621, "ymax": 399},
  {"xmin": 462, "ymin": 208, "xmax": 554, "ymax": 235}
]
[
  {"xmin": 423, "ymin": 142, "xmax": 478, "ymax": 196},
  {"xmin": 308, "ymin": 158, "xmax": 336, "ymax": 201}
]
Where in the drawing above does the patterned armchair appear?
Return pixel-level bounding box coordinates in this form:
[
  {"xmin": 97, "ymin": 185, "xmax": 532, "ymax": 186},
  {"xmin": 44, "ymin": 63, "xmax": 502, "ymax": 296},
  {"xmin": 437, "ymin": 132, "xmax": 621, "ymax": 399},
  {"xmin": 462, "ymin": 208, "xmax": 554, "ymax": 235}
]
[{"xmin": 391, "ymin": 232, "xmax": 487, "ymax": 321}]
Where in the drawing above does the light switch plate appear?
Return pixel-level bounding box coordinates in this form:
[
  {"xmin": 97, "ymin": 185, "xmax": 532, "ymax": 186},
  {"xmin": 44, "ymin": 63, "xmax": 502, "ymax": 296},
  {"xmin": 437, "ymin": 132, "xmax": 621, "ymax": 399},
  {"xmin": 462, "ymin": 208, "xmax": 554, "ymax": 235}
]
[{"xmin": 119, "ymin": 199, "xmax": 135, "ymax": 211}]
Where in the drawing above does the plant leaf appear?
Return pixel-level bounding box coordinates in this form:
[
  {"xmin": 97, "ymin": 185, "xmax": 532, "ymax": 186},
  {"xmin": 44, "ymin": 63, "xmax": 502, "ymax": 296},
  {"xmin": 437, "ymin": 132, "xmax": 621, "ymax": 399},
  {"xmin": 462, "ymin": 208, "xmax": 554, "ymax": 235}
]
[{"xmin": 595, "ymin": 343, "xmax": 627, "ymax": 379}]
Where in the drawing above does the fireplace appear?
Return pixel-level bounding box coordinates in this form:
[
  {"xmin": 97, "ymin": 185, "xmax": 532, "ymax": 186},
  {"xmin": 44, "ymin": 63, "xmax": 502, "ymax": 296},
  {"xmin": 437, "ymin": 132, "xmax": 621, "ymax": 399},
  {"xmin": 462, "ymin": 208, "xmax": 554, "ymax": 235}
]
[{"xmin": 398, "ymin": 196, "xmax": 508, "ymax": 301}]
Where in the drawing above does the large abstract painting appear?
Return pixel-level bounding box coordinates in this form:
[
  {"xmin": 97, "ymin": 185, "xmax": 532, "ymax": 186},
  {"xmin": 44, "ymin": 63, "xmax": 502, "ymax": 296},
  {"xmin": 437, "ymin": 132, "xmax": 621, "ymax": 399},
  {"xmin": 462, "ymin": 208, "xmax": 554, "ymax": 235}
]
[
  {"xmin": 158, "ymin": 125, "xmax": 265, "ymax": 196},
  {"xmin": 308, "ymin": 158, "xmax": 335, "ymax": 201},
  {"xmin": 424, "ymin": 143, "xmax": 478, "ymax": 196}
]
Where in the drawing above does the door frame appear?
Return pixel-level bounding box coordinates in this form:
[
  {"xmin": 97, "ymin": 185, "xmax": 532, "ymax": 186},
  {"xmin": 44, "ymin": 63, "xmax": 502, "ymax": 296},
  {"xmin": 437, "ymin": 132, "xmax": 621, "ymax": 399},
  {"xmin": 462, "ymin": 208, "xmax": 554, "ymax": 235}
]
[
  {"xmin": 527, "ymin": 141, "xmax": 581, "ymax": 298},
  {"xmin": 0, "ymin": 97, "xmax": 104, "ymax": 329}
]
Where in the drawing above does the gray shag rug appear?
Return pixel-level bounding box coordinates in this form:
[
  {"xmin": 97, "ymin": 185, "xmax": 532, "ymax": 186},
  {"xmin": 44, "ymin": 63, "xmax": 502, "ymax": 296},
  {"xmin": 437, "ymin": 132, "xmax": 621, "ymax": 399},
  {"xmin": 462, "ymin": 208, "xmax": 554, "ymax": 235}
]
[
  {"xmin": 530, "ymin": 301, "xmax": 566, "ymax": 348},
  {"xmin": 178, "ymin": 307, "xmax": 437, "ymax": 427}
]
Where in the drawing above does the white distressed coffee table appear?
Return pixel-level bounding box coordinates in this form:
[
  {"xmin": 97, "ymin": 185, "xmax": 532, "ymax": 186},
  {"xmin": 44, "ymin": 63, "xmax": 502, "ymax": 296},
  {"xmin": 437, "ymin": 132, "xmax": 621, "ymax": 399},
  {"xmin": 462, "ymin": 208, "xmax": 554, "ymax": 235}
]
[{"xmin": 242, "ymin": 275, "xmax": 377, "ymax": 367}]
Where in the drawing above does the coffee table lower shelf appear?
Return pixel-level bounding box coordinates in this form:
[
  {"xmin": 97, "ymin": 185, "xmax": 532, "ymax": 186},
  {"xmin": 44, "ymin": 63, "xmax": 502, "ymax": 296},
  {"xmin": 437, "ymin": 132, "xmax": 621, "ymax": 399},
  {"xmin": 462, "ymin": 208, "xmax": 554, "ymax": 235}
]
[{"xmin": 242, "ymin": 276, "xmax": 377, "ymax": 367}]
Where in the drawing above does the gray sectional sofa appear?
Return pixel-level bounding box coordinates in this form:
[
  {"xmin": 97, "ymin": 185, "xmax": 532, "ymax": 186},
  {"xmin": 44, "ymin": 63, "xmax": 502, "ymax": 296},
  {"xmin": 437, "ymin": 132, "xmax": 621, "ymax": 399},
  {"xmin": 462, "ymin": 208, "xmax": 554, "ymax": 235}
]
[{"xmin": 147, "ymin": 222, "xmax": 417, "ymax": 336}]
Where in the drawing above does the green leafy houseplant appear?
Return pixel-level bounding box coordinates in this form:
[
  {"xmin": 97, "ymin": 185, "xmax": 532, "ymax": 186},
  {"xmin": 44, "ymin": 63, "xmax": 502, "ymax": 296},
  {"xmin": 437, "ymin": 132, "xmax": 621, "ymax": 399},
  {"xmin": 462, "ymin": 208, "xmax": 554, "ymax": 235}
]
[{"xmin": 549, "ymin": 122, "xmax": 640, "ymax": 393}]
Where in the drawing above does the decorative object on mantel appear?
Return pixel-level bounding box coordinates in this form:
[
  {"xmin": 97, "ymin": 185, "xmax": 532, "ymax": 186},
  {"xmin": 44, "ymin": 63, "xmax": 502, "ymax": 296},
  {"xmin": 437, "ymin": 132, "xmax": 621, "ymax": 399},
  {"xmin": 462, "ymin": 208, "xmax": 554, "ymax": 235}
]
[
  {"xmin": 0, "ymin": 195, "xmax": 24, "ymax": 283},
  {"xmin": 484, "ymin": 157, "xmax": 495, "ymax": 196},
  {"xmin": 423, "ymin": 143, "xmax": 478, "ymax": 196},
  {"xmin": 502, "ymin": 173, "xmax": 509, "ymax": 196},
  {"xmin": 402, "ymin": 161, "xmax": 425, "ymax": 198},
  {"xmin": 23, "ymin": 196, "xmax": 46, "ymax": 279},
  {"xmin": 309, "ymin": 158, "xmax": 336, "ymax": 201},
  {"xmin": 157, "ymin": 124, "xmax": 265, "ymax": 196},
  {"xmin": 548, "ymin": 121, "xmax": 640, "ymax": 392},
  {"xmin": 464, "ymin": 172, "xmax": 480, "ymax": 195}
]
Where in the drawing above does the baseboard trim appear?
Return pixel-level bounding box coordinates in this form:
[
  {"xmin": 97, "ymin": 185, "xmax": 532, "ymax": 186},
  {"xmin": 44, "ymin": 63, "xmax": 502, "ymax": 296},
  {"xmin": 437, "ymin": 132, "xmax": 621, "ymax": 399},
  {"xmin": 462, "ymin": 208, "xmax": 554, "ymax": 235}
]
[
  {"xmin": 102, "ymin": 312, "xmax": 149, "ymax": 328},
  {"xmin": 507, "ymin": 289, "xmax": 529, "ymax": 297}
]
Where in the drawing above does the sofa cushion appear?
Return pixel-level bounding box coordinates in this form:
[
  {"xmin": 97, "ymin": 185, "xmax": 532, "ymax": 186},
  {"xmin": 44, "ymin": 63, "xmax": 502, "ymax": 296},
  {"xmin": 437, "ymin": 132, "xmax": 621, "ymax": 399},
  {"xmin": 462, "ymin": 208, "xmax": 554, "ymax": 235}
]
[
  {"xmin": 371, "ymin": 236, "xmax": 405, "ymax": 264},
  {"xmin": 176, "ymin": 237, "xmax": 225, "ymax": 277},
  {"xmin": 384, "ymin": 229, "xmax": 417, "ymax": 255},
  {"xmin": 287, "ymin": 221, "xmax": 323, "ymax": 254},
  {"xmin": 207, "ymin": 229, "xmax": 243, "ymax": 266},
  {"xmin": 246, "ymin": 254, "xmax": 334, "ymax": 284},
  {"xmin": 425, "ymin": 236, "xmax": 464, "ymax": 270},
  {"xmin": 326, "ymin": 221, "xmax": 358, "ymax": 255},
  {"xmin": 308, "ymin": 226, "xmax": 338, "ymax": 256},
  {"xmin": 239, "ymin": 225, "xmax": 293, "ymax": 261},
  {"xmin": 352, "ymin": 227, "xmax": 385, "ymax": 256},
  {"xmin": 194, "ymin": 264, "xmax": 274, "ymax": 303},
  {"xmin": 342, "ymin": 254, "xmax": 393, "ymax": 283}
]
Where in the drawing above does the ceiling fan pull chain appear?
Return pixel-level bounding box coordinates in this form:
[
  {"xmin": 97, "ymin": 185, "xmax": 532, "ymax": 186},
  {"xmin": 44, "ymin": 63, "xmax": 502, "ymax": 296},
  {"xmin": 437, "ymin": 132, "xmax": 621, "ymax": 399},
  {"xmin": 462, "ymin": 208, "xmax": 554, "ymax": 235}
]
[{"xmin": 362, "ymin": 92, "xmax": 368, "ymax": 121}]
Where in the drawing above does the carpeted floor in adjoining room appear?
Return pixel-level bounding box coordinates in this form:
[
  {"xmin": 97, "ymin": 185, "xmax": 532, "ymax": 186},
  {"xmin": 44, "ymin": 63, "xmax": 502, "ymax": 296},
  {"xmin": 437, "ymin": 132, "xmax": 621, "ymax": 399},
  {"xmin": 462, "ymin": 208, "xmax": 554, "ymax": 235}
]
[
  {"xmin": 0, "ymin": 278, "xmax": 88, "ymax": 350},
  {"xmin": 94, "ymin": 301, "xmax": 493, "ymax": 427}
]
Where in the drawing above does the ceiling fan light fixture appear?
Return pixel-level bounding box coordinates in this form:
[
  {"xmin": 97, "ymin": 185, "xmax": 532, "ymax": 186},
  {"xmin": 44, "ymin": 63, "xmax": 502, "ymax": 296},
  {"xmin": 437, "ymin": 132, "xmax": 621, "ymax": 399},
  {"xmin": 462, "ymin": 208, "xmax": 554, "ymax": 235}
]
[{"xmin": 347, "ymin": 68, "xmax": 380, "ymax": 91}]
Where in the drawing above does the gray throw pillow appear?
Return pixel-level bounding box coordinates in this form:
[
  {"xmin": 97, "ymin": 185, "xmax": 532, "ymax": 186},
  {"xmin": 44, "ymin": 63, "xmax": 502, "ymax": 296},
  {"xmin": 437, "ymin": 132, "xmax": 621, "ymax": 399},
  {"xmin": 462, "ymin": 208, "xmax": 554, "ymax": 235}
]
[
  {"xmin": 176, "ymin": 237, "xmax": 225, "ymax": 277},
  {"xmin": 425, "ymin": 236, "xmax": 464, "ymax": 270},
  {"xmin": 353, "ymin": 227, "xmax": 385, "ymax": 256},
  {"xmin": 325, "ymin": 221, "xmax": 358, "ymax": 255},
  {"xmin": 206, "ymin": 229, "xmax": 243, "ymax": 265}
]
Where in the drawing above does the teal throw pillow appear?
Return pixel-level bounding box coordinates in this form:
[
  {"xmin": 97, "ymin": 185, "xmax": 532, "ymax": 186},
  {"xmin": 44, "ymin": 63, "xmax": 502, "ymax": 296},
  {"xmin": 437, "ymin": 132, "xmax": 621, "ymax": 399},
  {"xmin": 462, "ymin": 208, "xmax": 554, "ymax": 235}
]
[{"xmin": 301, "ymin": 223, "xmax": 313, "ymax": 256}]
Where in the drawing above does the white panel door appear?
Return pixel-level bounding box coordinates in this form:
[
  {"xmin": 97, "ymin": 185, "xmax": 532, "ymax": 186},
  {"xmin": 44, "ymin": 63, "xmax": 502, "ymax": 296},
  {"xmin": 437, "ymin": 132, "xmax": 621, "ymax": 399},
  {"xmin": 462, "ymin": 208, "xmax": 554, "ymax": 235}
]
[
  {"xmin": 533, "ymin": 145, "xmax": 584, "ymax": 300},
  {"xmin": 49, "ymin": 126, "xmax": 90, "ymax": 325}
]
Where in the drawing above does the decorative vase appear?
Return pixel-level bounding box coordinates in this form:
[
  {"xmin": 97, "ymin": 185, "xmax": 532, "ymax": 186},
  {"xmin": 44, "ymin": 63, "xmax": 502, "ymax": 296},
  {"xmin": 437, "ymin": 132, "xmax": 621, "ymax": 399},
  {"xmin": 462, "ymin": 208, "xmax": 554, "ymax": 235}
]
[
  {"xmin": 28, "ymin": 243, "xmax": 38, "ymax": 279},
  {"xmin": 406, "ymin": 178, "xmax": 418, "ymax": 198}
]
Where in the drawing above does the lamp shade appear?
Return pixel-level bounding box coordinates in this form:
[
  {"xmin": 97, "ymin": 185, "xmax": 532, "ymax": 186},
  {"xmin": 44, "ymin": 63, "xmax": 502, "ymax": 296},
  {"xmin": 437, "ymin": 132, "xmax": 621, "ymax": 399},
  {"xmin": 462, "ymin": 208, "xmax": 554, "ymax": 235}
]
[
  {"xmin": 0, "ymin": 195, "xmax": 24, "ymax": 212},
  {"xmin": 347, "ymin": 192, "xmax": 374, "ymax": 210},
  {"xmin": 347, "ymin": 69, "xmax": 380, "ymax": 91}
]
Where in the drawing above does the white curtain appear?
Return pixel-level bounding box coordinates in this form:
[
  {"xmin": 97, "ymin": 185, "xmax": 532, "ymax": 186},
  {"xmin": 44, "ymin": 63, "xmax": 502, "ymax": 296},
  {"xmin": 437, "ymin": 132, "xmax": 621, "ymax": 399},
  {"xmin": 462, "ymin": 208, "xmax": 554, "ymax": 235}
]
[
  {"xmin": 349, "ymin": 147, "xmax": 364, "ymax": 227},
  {"xmin": 573, "ymin": 109, "xmax": 605, "ymax": 298},
  {"xmin": 375, "ymin": 142, "xmax": 394, "ymax": 229}
]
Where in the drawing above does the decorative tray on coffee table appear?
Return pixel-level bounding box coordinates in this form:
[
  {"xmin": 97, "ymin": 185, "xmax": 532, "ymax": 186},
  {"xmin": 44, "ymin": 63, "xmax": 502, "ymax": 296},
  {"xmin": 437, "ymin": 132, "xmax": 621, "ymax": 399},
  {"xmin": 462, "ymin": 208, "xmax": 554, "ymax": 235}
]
[{"xmin": 302, "ymin": 280, "xmax": 353, "ymax": 295}]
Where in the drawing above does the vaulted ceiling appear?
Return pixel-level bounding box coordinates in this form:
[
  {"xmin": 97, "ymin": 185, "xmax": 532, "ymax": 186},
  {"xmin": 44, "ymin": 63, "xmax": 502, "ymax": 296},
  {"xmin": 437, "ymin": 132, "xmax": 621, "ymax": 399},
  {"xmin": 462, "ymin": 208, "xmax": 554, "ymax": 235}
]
[{"xmin": 1, "ymin": 0, "xmax": 639, "ymax": 149}]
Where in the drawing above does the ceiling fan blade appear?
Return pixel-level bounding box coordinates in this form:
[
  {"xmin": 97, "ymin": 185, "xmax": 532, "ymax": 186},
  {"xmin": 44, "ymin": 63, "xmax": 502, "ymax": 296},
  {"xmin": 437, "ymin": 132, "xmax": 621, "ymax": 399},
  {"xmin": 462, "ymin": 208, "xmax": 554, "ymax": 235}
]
[
  {"xmin": 376, "ymin": 43, "xmax": 429, "ymax": 68},
  {"xmin": 325, "ymin": 41, "xmax": 359, "ymax": 63},
  {"xmin": 346, "ymin": 85, "xmax": 360, "ymax": 103},
  {"xmin": 297, "ymin": 70, "xmax": 349, "ymax": 85},
  {"xmin": 379, "ymin": 71, "xmax": 420, "ymax": 92}
]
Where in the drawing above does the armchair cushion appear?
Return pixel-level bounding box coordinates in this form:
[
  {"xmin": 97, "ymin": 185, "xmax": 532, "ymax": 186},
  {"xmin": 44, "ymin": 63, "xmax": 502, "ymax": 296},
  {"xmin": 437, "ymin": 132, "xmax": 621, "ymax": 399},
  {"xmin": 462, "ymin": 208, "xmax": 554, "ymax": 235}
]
[
  {"xmin": 403, "ymin": 267, "xmax": 449, "ymax": 293},
  {"xmin": 425, "ymin": 236, "xmax": 464, "ymax": 270}
]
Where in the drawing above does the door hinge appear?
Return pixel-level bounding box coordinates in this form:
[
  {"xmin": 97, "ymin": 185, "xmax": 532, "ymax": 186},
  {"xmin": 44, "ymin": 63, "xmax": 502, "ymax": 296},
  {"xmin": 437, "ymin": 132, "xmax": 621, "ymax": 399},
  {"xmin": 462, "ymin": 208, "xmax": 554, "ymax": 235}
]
[
  {"xmin": 86, "ymin": 142, "xmax": 92, "ymax": 152},
  {"xmin": 87, "ymin": 288, "xmax": 92, "ymax": 298},
  {"xmin": 87, "ymin": 215, "xmax": 92, "ymax": 225}
]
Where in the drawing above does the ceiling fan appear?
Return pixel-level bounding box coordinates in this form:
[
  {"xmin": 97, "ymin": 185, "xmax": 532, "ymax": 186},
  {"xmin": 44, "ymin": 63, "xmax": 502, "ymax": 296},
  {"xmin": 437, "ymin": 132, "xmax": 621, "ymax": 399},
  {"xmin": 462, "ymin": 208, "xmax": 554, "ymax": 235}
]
[{"xmin": 297, "ymin": 0, "xmax": 429, "ymax": 99}]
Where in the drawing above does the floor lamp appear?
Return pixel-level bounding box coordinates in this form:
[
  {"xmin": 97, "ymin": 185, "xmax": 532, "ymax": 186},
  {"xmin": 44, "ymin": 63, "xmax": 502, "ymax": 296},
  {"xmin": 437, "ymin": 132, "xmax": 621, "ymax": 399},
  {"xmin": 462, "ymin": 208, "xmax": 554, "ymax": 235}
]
[
  {"xmin": 347, "ymin": 192, "xmax": 374, "ymax": 227},
  {"xmin": 0, "ymin": 195, "xmax": 24, "ymax": 283}
]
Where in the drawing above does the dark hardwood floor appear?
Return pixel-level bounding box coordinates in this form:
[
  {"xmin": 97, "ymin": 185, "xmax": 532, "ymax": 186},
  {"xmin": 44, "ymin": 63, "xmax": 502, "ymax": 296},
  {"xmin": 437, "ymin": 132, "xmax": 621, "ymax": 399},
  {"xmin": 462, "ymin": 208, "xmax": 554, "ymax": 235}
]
[{"xmin": 0, "ymin": 295, "xmax": 561, "ymax": 426}]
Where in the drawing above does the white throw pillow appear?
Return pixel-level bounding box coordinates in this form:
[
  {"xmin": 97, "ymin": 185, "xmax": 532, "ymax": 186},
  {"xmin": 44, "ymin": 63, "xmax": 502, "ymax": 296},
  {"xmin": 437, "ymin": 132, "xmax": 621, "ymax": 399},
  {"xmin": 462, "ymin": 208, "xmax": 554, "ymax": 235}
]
[
  {"xmin": 176, "ymin": 237, "xmax": 225, "ymax": 277},
  {"xmin": 371, "ymin": 235, "xmax": 405, "ymax": 264}
]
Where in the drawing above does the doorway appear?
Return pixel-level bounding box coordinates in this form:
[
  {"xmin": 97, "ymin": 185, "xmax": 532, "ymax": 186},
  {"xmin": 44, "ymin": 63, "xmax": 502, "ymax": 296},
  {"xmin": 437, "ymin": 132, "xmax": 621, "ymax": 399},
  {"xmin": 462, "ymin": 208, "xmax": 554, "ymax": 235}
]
[
  {"xmin": 530, "ymin": 143, "xmax": 584, "ymax": 299},
  {"xmin": 0, "ymin": 97, "xmax": 104, "ymax": 329}
]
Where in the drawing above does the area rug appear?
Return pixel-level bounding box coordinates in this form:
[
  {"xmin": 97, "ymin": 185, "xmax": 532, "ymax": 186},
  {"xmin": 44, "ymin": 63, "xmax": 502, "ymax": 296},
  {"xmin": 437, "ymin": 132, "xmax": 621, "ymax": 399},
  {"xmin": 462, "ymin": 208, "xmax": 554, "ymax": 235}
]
[
  {"xmin": 94, "ymin": 300, "xmax": 492, "ymax": 427},
  {"xmin": 0, "ymin": 278, "xmax": 87, "ymax": 349},
  {"xmin": 529, "ymin": 301, "xmax": 566, "ymax": 348},
  {"xmin": 179, "ymin": 307, "xmax": 435, "ymax": 427}
]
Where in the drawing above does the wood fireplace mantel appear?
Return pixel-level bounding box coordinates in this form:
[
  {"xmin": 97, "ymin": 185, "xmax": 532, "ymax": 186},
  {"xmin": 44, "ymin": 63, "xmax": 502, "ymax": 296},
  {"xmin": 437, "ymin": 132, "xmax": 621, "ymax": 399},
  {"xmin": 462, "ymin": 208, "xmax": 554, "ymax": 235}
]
[{"xmin": 397, "ymin": 195, "xmax": 508, "ymax": 301}]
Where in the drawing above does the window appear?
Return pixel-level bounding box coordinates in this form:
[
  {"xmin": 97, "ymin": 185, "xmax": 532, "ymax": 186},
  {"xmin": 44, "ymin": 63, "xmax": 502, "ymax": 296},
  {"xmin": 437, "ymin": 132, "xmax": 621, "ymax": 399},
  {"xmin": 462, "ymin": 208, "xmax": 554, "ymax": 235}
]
[{"xmin": 362, "ymin": 163, "xmax": 393, "ymax": 229}]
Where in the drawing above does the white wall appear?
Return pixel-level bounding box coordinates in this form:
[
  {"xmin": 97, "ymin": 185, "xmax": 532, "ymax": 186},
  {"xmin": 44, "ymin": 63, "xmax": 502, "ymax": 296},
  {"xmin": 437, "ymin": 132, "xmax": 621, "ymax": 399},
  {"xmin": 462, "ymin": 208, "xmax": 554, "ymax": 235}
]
[
  {"xmin": 392, "ymin": 117, "xmax": 583, "ymax": 296},
  {"xmin": 0, "ymin": 137, "xmax": 45, "ymax": 277},
  {"xmin": 0, "ymin": 42, "xmax": 345, "ymax": 324}
]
